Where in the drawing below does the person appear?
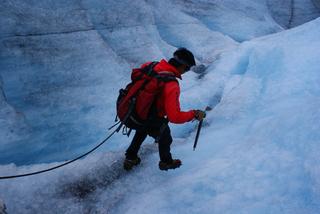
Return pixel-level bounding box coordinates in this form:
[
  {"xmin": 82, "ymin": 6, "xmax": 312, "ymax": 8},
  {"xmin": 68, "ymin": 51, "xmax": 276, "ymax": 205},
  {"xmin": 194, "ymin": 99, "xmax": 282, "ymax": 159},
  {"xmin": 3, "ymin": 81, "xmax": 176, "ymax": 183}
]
[{"xmin": 124, "ymin": 48, "xmax": 206, "ymax": 171}]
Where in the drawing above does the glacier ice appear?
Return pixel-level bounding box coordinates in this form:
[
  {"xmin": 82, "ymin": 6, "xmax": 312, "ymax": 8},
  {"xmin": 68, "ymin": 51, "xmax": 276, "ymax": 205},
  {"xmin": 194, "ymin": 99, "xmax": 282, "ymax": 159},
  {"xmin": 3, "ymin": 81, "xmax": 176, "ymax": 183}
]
[
  {"xmin": 106, "ymin": 18, "xmax": 320, "ymax": 214},
  {"xmin": 1, "ymin": 0, "xmax": 318, "ymax": 165},
  {"xmin": 0, "ymin": 199, "xmax": 6, "ymax": 214},
  {"xmin": 0, "ymin": 0, "xmax": 320, "ymax": 213}
]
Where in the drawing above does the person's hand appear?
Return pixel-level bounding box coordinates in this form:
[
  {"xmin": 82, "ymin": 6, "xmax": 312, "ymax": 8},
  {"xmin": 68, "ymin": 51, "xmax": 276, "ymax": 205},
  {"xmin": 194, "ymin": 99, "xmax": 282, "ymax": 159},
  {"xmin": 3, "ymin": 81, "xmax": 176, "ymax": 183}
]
[{"xmin": 194, "ymin": 110, "xmax": 206, "ymax": 121}]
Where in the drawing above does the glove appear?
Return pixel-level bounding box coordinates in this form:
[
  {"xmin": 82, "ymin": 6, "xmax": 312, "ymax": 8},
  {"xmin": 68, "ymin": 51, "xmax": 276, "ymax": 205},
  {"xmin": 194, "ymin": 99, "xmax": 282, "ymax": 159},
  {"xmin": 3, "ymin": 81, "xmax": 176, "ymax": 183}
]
[{"xmin": 194, "ymin": 110, "xmax": 206, "ymax": 121}]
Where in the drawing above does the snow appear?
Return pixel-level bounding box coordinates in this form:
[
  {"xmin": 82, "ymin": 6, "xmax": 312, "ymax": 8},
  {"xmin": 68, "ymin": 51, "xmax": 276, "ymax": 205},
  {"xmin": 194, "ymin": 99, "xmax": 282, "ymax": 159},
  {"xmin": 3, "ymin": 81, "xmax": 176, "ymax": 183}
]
[
  {"xmin": 105, "ymin": 18, "xmax": 320, "ymax": 214},
  {"xmin": 0, "ymin": 0, "xmax": 320, "ymax": 213}
]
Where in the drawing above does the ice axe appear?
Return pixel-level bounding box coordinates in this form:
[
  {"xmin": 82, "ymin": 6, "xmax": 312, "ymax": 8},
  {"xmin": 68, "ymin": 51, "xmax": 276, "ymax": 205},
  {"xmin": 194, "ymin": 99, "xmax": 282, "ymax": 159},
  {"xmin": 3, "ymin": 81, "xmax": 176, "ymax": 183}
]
[{"xmin": 193, "ymin": 106, "xmax": 211, "ymax": 151}]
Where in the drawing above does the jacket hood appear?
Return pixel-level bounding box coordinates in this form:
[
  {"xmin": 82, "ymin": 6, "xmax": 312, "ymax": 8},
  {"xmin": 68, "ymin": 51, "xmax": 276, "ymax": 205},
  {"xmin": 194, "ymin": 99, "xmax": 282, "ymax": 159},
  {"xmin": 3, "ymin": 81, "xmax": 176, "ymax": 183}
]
[
  {"xmin": 155, "ymin": 59, "xmax": 182, "ymax": 79},
  {"xmin": 141, "ymin": 59, "xmax": 182, "ymax": 80}
]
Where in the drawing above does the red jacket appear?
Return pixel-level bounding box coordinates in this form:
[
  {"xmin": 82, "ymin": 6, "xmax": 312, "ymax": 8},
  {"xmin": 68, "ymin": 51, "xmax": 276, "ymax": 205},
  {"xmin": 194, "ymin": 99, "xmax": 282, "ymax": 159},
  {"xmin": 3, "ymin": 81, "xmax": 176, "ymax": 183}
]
[{"xmin": 140, "ymin": 59, "xmax": 195, "ymax": 124}]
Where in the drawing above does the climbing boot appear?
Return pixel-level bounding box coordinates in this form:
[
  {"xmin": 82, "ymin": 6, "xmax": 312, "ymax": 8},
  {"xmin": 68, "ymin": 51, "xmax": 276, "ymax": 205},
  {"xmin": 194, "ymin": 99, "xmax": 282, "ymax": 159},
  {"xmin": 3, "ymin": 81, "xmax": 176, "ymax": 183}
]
[
  {"xmin": 159, "ymin": 159, "xmax": 182, "ymax": 171},
  {"xmin": 123, "ymin": 157, "xmax": 141, "ymax": 171}
]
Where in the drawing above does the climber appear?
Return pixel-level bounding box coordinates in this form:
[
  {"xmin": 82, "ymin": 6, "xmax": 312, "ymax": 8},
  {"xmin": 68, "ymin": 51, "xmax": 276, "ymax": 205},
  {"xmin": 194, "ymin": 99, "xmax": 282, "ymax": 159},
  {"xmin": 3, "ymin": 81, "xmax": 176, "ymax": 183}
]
[{"xmin": 118, "ymin": 48, "xmax": 206, "ymax": 171}]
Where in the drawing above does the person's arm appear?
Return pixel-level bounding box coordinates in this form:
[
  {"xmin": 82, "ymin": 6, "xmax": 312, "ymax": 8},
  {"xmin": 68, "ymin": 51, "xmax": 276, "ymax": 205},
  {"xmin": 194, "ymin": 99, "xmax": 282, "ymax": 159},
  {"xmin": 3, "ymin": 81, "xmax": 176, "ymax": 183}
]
[{"xmin": 164, "ymin": 82, "xmax": 195, "ymax": 124}]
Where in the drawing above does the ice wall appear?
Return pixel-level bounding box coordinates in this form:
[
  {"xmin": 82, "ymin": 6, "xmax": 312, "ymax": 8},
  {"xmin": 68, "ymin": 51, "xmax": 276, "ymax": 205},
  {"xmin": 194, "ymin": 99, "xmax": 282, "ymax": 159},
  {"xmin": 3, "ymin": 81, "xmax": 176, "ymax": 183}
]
[
  {"xmin": 101, "ymin": 17, "xmax": 320, "ymax": 214},
  {"xmin": 0, "ymin": 75, "xmax": 28, "ymax": 147},
  {"xmin": 0, "ymin": 0, "xmax": 319, "ymax": 212},
  {"xmin": 0, "ymin": 17, "xmax": 319, "ymax": 214},
  {"xmin": 1, "ymin": 0, "xmax": 238, "ymax": 164},
  {"xmin": 0, "ymin": 0, "xmax": 319, "ymax": 165},
  {"xmin": 0, "ymin": 199, "xmax": 6, "ymax": 214},
  {"xmin": 267, "ymin": 0, "xmax": 320, "ymax": 28}
]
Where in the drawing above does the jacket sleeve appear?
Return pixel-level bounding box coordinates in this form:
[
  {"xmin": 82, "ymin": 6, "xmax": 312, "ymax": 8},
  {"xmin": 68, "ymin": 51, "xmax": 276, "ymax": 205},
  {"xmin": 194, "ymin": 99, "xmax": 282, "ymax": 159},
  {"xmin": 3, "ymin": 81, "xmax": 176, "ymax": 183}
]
[{"xmin": 164, "ymin": 81, "xmax": 195, "ymax": 124}]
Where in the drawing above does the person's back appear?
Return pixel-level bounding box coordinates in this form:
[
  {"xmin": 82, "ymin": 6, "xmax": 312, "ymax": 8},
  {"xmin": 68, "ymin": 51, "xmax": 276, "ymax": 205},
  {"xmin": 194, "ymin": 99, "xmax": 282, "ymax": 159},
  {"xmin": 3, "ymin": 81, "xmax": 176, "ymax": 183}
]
[
  {"xmin": 123, "ymin": 48, "xmax": 206, "ymax": 171},
  {"xmin": 140, "ymin": 59, "xmax": 195, "ymax": 124}
]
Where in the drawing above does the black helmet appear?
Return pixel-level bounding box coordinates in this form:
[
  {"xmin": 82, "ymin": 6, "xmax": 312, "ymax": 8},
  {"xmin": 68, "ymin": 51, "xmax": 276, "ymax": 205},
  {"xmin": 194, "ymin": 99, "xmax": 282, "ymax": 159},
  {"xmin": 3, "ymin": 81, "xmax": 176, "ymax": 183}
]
[{"xmin": 173, "ymin": 47, "xmax": 196, "ymax": 69}]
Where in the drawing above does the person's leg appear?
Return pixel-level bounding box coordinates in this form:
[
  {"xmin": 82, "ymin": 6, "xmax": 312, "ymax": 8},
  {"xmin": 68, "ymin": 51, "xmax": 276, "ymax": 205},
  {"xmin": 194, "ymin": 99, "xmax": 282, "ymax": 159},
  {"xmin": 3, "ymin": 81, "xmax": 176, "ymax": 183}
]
[
  {"xmin": 148, "ymin": 119, "xmax": 182, "ymax": 170},
  {"xmin": 148, "ymin": 121, "xmax": 173, "ymax": 163},
  {"xmin": 158, "ymin": 125, "xmax": 184, "ymax": 171},
  {"xmin": 125, "ymin": 130, "xmax": 148, "ymax": 159},
  {"xmin": 157, "ymin": 125, "xmax": 173, "ymax": 163},
  {"xmin": 152, "ymin": 124, "xmax": 181, "ymax": 170},
  {"xmin": 147, "ymin": 118, "xmax": 181, "ymax": 170}
]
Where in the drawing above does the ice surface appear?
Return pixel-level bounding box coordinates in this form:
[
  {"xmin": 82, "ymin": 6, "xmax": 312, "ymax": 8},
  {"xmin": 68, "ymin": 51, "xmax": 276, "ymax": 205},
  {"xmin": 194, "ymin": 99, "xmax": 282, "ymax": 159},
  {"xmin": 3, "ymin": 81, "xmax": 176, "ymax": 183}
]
[
  {"xmin": 0, "ymin": 75, "xmax": 28, "ymax": 147},
  {"xmin": 0, "ymin": 0, "xmax": 320, "ymax": 213},
  {"xmin": 1, "ymin": 0, "xmax": 319, "ymax": 165},
  {"xmin": 0, "ymin": 0, "xmax": 238, "ymax": 164},
  {"xmin": 0, "ymin": 199, "xmax": 6, "ymax": 214},
  {"xmin": 103, "ymin": 18, "xmax": 320, "ymax": 213},
  {"xmin": 1, "ymin": 16, "xmax": 319, "ymax": 214},
  {"xmin": 267, "ymin": 0, "xmax": 320, "ymax": 28},
  {"xmin": 174, "ymin": 0, "xmax": 284, "ymax": 42}
]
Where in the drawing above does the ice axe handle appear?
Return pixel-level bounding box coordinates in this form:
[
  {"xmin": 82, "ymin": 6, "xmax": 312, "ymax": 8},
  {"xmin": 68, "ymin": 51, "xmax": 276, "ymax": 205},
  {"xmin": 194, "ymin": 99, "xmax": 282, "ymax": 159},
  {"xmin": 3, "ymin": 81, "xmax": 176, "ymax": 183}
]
[
  {"xmin": 193, "ymin": 106, "xmax": 211, "ymax": 151},
  {"xmin": 193, "ymin": 118, "xmax": 203, "ymax": 151}
]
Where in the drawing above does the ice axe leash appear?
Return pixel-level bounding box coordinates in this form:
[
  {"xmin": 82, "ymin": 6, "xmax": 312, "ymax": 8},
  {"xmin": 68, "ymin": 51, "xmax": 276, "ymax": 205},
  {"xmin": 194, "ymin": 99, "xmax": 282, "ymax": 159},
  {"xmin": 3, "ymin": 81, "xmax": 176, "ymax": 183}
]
[{"xmin": 193, "ymin": 106, "xmax": 211, "ymax": 151}]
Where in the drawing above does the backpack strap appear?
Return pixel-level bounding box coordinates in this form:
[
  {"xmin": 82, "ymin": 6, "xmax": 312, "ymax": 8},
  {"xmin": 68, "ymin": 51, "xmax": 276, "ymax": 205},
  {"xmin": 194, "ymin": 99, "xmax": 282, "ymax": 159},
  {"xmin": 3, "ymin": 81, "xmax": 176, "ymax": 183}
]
[
  {"xmin": 132, "ymin": 61, "xmax": 159, "ymax": 82},
  {"xmin": 155, "ymin": 71, "xmax": 177, "ymax": 82},
  {"xmin": 133, "ymin": 62, "xmax": 177, "ymax": 83},
  {"xmin": 141, "ymin": 61, "xmax": 159, "ymax": 77}
]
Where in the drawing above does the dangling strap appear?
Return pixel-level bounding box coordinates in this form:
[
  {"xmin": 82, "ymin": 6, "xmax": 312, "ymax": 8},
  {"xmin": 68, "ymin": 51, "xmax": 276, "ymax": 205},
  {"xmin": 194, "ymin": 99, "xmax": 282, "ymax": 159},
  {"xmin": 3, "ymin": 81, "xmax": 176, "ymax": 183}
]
[
  {"xmin": 141, "ymin": 61, "xmax": 159, "ymax": 77},
  {"xmin": 122, "ymin": 126, "xmax": 127, "ymax": 135},
  {"xmin": 121, "ymin": 126, "xmax": 132, "ymax": 137},
  {"xmin": 127, "ymin": 128, "xmax": 132, "ymax": 137}
]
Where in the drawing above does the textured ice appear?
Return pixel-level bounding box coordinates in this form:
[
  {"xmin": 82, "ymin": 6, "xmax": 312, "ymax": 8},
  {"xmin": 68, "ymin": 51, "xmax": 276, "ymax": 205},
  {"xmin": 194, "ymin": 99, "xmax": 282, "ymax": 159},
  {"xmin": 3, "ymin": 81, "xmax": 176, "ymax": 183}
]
[
  {"xmin": 1, "ymin": 0, "xmax": 319, "ymax": 165},
  {"xmin": 0, "ymin": 0, "xmax": 239, "ymax": 164},
  {"xmin": 268, "ymin": 0, "xmax": 320, "ymax": 28},
  {"xmin": 1, "ymin": 16, "xmax": 319, "ymax": 214},
  {"xmin": 105, "ymin": 18, "xmax": 320, "ymax": 214},
  {"xmin": 0, "ymin": 0, "xmax": 320, "ymax": 213},
  {"xmin": 0, "ymin": 199, "xmax": 6, "ymax": 214}
]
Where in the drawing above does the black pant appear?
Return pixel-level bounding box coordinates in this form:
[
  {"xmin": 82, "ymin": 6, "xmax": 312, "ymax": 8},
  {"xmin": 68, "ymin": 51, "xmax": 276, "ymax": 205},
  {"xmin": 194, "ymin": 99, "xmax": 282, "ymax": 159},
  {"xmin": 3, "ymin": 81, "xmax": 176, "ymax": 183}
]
[{"xmin": 125, "ymin": 118, "xmax": 173, "ymax": 163}]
